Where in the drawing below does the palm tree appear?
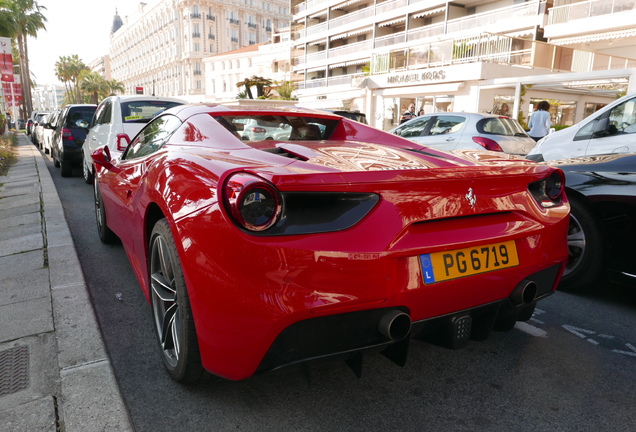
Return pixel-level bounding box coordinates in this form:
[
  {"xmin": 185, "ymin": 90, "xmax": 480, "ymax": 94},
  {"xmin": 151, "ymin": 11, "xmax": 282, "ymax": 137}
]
[
  {"xmin": 3, "ymin": 0, "xmax": 47, "ymax": 116},
  {"xmin": 107, "ymin": 79, "xmax": 125, "ymax": 96},
  {"xmin": 236, "ymin": 77, "xmax": 255, "ymax": 99},
  {"xmin": 79, "ymin": 70, "xmax": 108, "ymax": 104},
  {"xmin": 55, "ymin": 55, "xmax": 88, "ymax": 103}
]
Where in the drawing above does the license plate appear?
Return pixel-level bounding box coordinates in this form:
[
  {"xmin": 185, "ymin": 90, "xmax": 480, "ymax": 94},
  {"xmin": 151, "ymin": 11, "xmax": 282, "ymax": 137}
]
[{"xmin": 420, "ymin": 240, "xmax": 519, "ymax": 284}]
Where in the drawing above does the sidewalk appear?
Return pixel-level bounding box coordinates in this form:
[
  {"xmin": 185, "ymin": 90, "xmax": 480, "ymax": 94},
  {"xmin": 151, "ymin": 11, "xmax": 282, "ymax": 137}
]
[{"xmin": 0, "ymin": 134, "xmax": 132, "ymax": 431}]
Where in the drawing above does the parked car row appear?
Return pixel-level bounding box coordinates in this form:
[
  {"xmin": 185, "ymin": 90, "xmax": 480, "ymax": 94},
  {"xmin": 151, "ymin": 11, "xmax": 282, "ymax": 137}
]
[{"xmin": 35, "ymin": 97, "xmax": 633, "ymax": 387}]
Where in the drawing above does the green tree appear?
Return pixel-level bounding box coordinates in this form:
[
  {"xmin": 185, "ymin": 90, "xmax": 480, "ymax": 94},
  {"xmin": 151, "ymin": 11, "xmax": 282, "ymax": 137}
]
[
  {"xmin": 1, "ymin": 0, "xmax": 47, "ymax": 116},
  {"xmin": 273, "ymin": 80, "xmax": 297, "ymax": 101},
  {"xmin": 55, "ymin": 55, "xmax": 88, "ymax": 103},
  {"xmin": 79, "ymin": 70, "xmax": 108, "ymax": 104},
  {"xmin": 107, "ymin": 79, "xmax": 125, "ymax": 96}
]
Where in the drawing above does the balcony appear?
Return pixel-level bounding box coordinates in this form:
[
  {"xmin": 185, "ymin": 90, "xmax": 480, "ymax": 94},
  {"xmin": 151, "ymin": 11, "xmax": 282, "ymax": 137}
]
[
  {"xmin": 229, "ymin": 18, "xmax": 240, "ymax": 25},
  {"xmin": 546, "ymin": 0, "xmax": 636, "ymax": 39},
  {"xmin": 231, "ymin": 37, "xmax": 239, "ymax": 43},
  {"xmin": 445, "ymin": 1, "xmax": 542, "ymax": 34},
  {"xmin": 248, "ymin": 22, "xmax": 258, "ymax": 28},
  {"xmin": 208, "ymin": 34, "xmax": 216, "ymax": 40},
  {"xmin": 191, "ymin": 13, "xmax": 201, "ymax": 19},
  {"xmin": 368, "ymin": 32, "xmax": 636, "ymax": 74},
  {"xmin": 207, "ymin": 14, "xmax": 216, "ymax": 20},
  {"xmin": 192, "ymin": 32, "xmax": 201, "ymax": 38}
]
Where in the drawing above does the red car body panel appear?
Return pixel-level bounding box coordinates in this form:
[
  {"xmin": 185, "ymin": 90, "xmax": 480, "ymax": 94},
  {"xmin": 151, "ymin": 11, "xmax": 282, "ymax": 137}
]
[{"xmin": 93, "ymin": 105, "xmax": 569, "ymax": 380}]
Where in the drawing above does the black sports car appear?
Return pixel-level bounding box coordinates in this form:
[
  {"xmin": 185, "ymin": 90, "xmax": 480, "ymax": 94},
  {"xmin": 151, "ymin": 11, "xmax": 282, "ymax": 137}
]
[{"xmin": 551, "ymin": 153, "xmax": 636, "ymax": 289}]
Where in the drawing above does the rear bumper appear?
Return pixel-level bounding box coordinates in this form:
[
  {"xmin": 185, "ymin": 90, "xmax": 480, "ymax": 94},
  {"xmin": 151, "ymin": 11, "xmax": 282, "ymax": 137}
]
[{"xmin": 256, "ymin": 264, "xmax": 559, "ymax": 374}]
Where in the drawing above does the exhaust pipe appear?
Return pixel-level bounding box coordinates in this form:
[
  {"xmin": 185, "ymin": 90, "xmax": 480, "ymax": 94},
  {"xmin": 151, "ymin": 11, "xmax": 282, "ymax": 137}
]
[
  {"xmin": 510, "ymin": 279, "xmax": 538, "ymax": 306},
  {"xmin": 378, "ymin": 309, "xmax": 411, "ymax": 341}
]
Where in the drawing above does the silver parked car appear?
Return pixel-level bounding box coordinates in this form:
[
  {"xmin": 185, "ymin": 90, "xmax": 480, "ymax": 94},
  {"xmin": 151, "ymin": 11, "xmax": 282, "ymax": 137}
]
[{"xmin": 389, "ymin": 112, "xmax": 536, "ymax": 156}]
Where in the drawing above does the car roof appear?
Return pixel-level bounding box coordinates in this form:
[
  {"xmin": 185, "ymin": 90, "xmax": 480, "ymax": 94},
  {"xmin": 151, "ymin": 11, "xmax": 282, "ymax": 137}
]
[
  {"xmin": 164, "ymin": 103, "xmax": 343, "ymax": 120},
  {"xmin": 105, "ymin": 95, "xmax": 188, "ymax": 104}
]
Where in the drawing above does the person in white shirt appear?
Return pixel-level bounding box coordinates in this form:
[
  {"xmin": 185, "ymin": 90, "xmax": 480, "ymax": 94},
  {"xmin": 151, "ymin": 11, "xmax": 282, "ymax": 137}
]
[{"xmin": 528, "ymin": 101, "xmax": 552, "ymax": 141}]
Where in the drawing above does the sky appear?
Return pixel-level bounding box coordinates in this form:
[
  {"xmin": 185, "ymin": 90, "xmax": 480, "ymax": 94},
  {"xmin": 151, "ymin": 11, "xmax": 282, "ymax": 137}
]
[{"xmin": 27, "ymin": 0, "xmax": 135, "ymax": 86}]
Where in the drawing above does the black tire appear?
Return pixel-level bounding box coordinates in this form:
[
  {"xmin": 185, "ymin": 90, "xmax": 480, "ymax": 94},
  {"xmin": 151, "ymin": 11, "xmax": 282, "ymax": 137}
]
[
  {"xmin": 149, "ymin": 219, "xmax": 205, "ymax": 383},
  {"xmin": 93, "ymin": 180, "xmax": 118, "ymax": 244},
  {"xmin": 83, "ymin": 161, "xmax": 93, "ymax": 184},
  {"xmin": 560, "ymin": 197, "xmax": 604, "ymax": 290},
  {"xmin": 60, "ymin": 159, "xmax": 72, "ymax": 177}
]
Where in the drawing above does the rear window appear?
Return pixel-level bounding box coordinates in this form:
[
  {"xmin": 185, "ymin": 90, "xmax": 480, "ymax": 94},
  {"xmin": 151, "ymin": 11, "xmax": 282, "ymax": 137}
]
[
  {"xmin": 479, "ymin": 118, "xmax": 528, "ymax": 137},
  {"xmin": 121, "ymin": 100, "xmax": 183, "ymax": 123},
  {"xmin": 214, "ymin": 114, "xmax": 339, "ymax": 142},
  {"xmin": 66, "ymin": 107, "xmax": 97, "ymax": 127}
]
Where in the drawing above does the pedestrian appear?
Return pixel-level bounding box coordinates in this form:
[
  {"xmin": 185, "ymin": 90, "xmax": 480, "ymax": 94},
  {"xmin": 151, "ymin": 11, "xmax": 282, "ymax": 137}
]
[
  {"xmin": 528, "ymin": 101, "xmax": 552, "ymax": 141},
  {"xmin": 400, "ymin": 103, "xmax": 416, "ymax": 124},
  {"xmin": 418, "ymin": 108, "xmax": 425, "ymax": 116}
]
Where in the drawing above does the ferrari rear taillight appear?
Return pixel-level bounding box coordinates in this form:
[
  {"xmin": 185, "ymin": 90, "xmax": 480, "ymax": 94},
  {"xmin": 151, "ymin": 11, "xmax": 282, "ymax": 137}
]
[
  {"xmin": 223, "ymin": 173, "xmax": 282, "ymax": 232},
  {"xmin": 62, "ymin": 127, "xmax": 74, "ymax": 141},
  {"xmin": 472, "ymin": 137, "xmax": 503, "ymax": 152},
  {"xmin": 529, "ymin": 170, "xmax": 565, "ymax": 208},
  {"xmin": 116, "ymin": 134, "xmax": 131, "ymax": 151}
]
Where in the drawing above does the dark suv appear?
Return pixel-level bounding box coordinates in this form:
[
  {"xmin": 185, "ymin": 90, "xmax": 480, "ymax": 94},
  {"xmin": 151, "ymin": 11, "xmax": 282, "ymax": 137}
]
[{"xmin": 51, "ymin": 104, "xmax": 97, "ymax": 177}]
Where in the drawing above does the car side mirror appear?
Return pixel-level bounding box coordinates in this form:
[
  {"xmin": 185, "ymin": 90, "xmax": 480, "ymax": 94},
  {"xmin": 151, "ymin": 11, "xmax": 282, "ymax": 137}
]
[{"xmin": 92, "ymin": 145, "xmax": 112, "ymax": 164}]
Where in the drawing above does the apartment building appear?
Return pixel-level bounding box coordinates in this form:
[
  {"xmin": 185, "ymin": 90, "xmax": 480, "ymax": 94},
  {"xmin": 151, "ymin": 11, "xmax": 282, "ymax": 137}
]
[
  {"xmin": 290, "ymin": 0, "xmax": 636, "ymax": 130},
  {"xmin": 204, "ymin": 29, "xmax": 296, "ymax": 101},
  {"xmin": 109, "ymin": 0, "xmax": 291, "ymax": 101}
]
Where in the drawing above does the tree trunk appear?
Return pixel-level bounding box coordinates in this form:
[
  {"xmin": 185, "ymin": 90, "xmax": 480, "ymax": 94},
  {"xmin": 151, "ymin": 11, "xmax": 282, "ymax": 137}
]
[{"xmin": 21, "ymin": 34, "xmax": 34, "ymax": 115}]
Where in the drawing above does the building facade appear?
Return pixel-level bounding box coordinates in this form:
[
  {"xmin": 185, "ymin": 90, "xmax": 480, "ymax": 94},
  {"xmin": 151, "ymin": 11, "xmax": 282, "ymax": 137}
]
[
  {"xmin": 31, "ymin": 85, "xmax": 65, "ymax": 112},
  {"xmin": 109, "ymin": 0, "xmax": 291, "ymax": 101},
  {"xmin": 204, "ymin": 29, "xmax": 296, "ymax": 101},
  {"xmin": 290, "ymin": 0, "xmax": 636, "ymax": 130}
]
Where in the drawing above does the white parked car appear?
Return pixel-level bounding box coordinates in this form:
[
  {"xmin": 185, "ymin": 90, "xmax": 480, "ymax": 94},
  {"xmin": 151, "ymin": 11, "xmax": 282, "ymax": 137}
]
[
  {"xmin": 82, "ymin": 95, "xmax": 186, "ymax": 183},
  {"xmin": 41, "ymin": 110, "xmax": 61, "ymax": 155},
  {"xmin": 527, "ymin": 92, "xmax": 636, "ymax": 162},
  {"xmin": 389, "ymin": 112, "xmax": 536, "ymax": 156}
]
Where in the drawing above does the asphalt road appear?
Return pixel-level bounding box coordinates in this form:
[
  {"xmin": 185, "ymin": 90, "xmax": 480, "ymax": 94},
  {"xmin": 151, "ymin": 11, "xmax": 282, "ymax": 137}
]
[{"xmin": 43, "ymin": 154, "xmax": 636, "ymax": 432}]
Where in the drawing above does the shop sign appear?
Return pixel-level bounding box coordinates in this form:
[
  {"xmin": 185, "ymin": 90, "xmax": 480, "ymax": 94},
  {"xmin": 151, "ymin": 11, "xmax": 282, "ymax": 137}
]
[{"xmin": 386, "ymin": 70, "xmax": 446, "ymax": 84}]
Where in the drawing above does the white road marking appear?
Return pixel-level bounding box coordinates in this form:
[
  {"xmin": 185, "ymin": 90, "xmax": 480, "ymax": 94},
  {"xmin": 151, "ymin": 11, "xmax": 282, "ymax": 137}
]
[
  {"xmin": 612, "ymin": 343, "xmax": 636, "ymax": 357},
  {"xmin": 515, "ymin": 322, "xmax": 547, "ymax": 338}
]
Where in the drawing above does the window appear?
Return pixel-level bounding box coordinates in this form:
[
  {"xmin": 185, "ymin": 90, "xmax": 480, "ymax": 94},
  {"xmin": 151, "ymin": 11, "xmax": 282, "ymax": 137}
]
[
  {"xmin": 429, "ymin": 116, "xmax": 465, "ymax": 136},
  {"xmin": 92, "ymin": 100, "xmax": 113, "ymax": 127},
  {"xmin": 394, "ymin": 117, "xmax": 430, "ymax": 138},
  {"xmin": 124, "ymin": 115, "xmax": 182, "ymax": 160},
  {"xmin": 609, "ymin": 97, "xmax": 636, "ymax": 133}
]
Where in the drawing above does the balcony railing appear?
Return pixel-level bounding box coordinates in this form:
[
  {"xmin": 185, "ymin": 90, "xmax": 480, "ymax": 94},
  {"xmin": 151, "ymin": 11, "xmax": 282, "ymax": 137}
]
[
  {"xmin": 329, "ymin": 40, "xmax": 373, "ymax": 59},
  {"xmin": 248, "ymin": 22, "xmax": 258, "ymax": 28},
  {"xmin": 207, "ymin": 14, "xmax": 216, "ymax": 20},
  {"xmin": 208, "ymin": 34, "xmax": 216, "ymax": 40},
  {"xmin": 368, "ymin": 32, "xmax": 636, "ymax": 74},
  {"xmin": 446, "ymin": 1, "xmax": 541, "ymax": 33},
  {"xmin": 191, "ymin": 13, "xmax": 201, "ymax": 19},
  {"xmin": 327, "ymin": 74, "xmax": 357, "ymax": 86},
  {"xmin": 192, "ymin": 32, "xmax": 201, "ymax": 38},
  {"xmin": 330, "ymin": 7, "xmax": 375, "ymax": 30},
  {"xmin": 548, "ymin": 0, "xmax": 636, "ymax": 25},
  {"xmin": 375, "ymin": 31, "xmax": 406, "ymax": 48},
  {"xmin": 229, "ymin": 18, "xmax": 240, "ymax": 25}
]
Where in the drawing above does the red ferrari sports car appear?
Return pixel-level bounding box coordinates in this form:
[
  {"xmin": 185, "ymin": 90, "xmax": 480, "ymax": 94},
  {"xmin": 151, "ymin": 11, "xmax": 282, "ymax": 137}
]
[{"xmin": 91, "ymin": 104, "xmax": 569, "ymax": 383}]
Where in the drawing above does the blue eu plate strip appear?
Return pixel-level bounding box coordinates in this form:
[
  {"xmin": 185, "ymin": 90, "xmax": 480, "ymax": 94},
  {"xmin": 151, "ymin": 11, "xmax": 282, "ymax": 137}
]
[{"xmin": 420, "ymin": 254, "xmax": 435, "ymax": 284}]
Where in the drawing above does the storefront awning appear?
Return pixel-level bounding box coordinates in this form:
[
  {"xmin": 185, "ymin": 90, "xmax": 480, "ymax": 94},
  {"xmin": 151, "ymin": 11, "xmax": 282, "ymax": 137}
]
[
  {"xmin": 334, "ymin": 0, "xmax": 365, "ymax": 9},
  {"xmin": 412, "ymin": 7, "xmax": 445, "ymax": 19},
  {"xmin": 551, "ymin": 27, "xmax": 636, "ymax": 45},
  {"xmin": 378, "ymin": 17, "xmax": 406, "ymax": 27},
  {"xmin": 505, "ymin": 29, "xmax": 535, "ymax": 38}
]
